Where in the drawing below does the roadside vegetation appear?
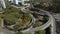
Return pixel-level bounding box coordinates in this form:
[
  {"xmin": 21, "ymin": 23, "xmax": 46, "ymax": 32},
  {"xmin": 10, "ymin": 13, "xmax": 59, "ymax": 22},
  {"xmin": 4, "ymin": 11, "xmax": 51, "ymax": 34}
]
[
  {"xmin": 35, "ymin": 30, "xmax": 46, "ymax": 34},
  {"xmin": 14, "ymin": 31, "xmax": 23, "ymax": 34},
  {"xmin": 1, "ymin": 6, "xmax": 32, "ymax": 31},
  {"xmin": 33, "ymin": 0, "xmax": 60, "ymax": 13},
  {"xmin": 33, "ymin": 20, "xmax": 42, "ymax": 28},
  {"xmin": 14, "ymin": 31, "xmax": 32, "ymax": 34},
  {"xmin": 0, "ymin": 1, "xmax": 49, "ymax": 33},
  {"xmin": 32, "ymin": 13, "xmax": 49, "ymax": 28}
]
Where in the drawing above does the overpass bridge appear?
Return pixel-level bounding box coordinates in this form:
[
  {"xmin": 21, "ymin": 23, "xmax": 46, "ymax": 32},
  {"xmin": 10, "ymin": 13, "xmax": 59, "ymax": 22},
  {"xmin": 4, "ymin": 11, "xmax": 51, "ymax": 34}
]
[
  {"xmin": 21, "ymin": 9, "xmax": 56, "ymax": 34},
  {"xmin": 0, "ymin": 5, "xmax": 56, "ymax": 34}
]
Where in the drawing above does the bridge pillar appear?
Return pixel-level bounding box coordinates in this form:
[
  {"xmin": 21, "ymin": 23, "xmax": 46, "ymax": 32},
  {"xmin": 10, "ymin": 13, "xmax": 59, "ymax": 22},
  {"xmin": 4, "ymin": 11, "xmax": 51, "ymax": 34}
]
[{"xmin": 50, "ymin": 20, "xmax": 56, "ymax": 34}]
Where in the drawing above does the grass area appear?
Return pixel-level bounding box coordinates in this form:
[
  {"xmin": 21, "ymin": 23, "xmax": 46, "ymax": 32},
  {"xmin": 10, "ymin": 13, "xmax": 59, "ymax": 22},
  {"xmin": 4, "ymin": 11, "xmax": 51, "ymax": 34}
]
[
  {"xmin": 32, "ymin": 13, "xmax": 49, "ymax": 28},
  {"xmin": 14, "ymin": 31, "xmax": 23, "ymax": 34},
  {"xmin": 33, "ymin": 20, "xmax": 42, "ymax": 28},
  {"xmin": 36, "ymin": 30, "xmax": 46, "ymax": 34},
  {"xmin": 1, "ymin": 6, "xmax": 32, "ymax": 31}
]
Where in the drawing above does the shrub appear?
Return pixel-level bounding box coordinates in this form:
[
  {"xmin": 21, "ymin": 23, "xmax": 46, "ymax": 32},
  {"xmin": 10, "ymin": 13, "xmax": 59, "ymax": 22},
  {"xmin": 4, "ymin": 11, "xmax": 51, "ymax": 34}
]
[
  {"xmin": 36, "ymin": 30, "xmax": 45, "ymax": 34},
  {"xmin": 14, "ymin": 31, "xmax": 23, "ymax": 34}
]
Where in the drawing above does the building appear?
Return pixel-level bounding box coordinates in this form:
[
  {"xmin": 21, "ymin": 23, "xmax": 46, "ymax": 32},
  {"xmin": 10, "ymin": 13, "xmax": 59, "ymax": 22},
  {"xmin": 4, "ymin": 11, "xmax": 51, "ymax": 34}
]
[
  {"xmin": 8, "ymin": 0, "xmax": 30, "ymax": 7},
  {"xmin": 0, "ymin": 0, "xmax": 6, "ymax": 8}
]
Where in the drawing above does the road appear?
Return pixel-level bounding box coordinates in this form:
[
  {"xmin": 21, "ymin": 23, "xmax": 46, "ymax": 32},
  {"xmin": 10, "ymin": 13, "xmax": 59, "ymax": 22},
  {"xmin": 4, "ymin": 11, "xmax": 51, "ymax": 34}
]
[
  {"xmin": 12, "ymin": 5, "xmax": 51, "ymax": 32},
  {"xmin": 50, "ymin": 15, "xmax": 56, "ymax": 34},
  {"xmin": 11, "ymin": 5, "xmax": 28, "ymax": 13},
  {"xmin": 0, "ymin": 5, "xmax": 56, "ymax": 34},
  {"xmin": 22, "ymin": 10, "xmax": 55, "ymax": 33},
  {"xmin": 0, "ymin": 27, "xmax": 14, "ymax": 34},
  {"xmin": 39, "ymin": 9, "xmax": 56, "ymax": 34},
  {"xmin": 32, "ymin": 9, "xmax": 56, "ymax": 34},
  {"xmin": 0, "ymin": 12, "xmax": 2, "ymax": 13}
]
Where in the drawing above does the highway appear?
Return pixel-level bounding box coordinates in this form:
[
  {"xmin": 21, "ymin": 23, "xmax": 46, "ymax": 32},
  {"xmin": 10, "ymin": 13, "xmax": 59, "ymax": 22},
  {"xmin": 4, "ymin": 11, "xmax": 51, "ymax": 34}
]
[
  {"xmin": 0, "ymin": 5, "xmax": 56, "ymax": 34},
  {"xmin": 50, "ymin": 15, "xmax": 56, "ymax": 34},
  {"xmin": 22, "ymin": 9, "xmax": 55, "ymax": 33},
  {"xmin": 17, "ymin": 9, "xmax": 52, "ymax": 33}
]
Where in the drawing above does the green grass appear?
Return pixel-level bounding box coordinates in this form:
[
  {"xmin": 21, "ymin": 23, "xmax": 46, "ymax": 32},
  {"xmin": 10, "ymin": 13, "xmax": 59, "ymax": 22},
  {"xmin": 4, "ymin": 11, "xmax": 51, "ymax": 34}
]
[
  {"xmin": 14, "ymin": 31, "xmax": 23, "ymax": 34},
  {"xmin": 1, "ymin": 6, "xmax": 32, "ymax": 31},
  {"xmin": 36, "ymin": 30, "xmax": 45, "ymax": 34},
  {"xmin": 33, "ymin": 20, "xmax": 42, "ymax": 28}
]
